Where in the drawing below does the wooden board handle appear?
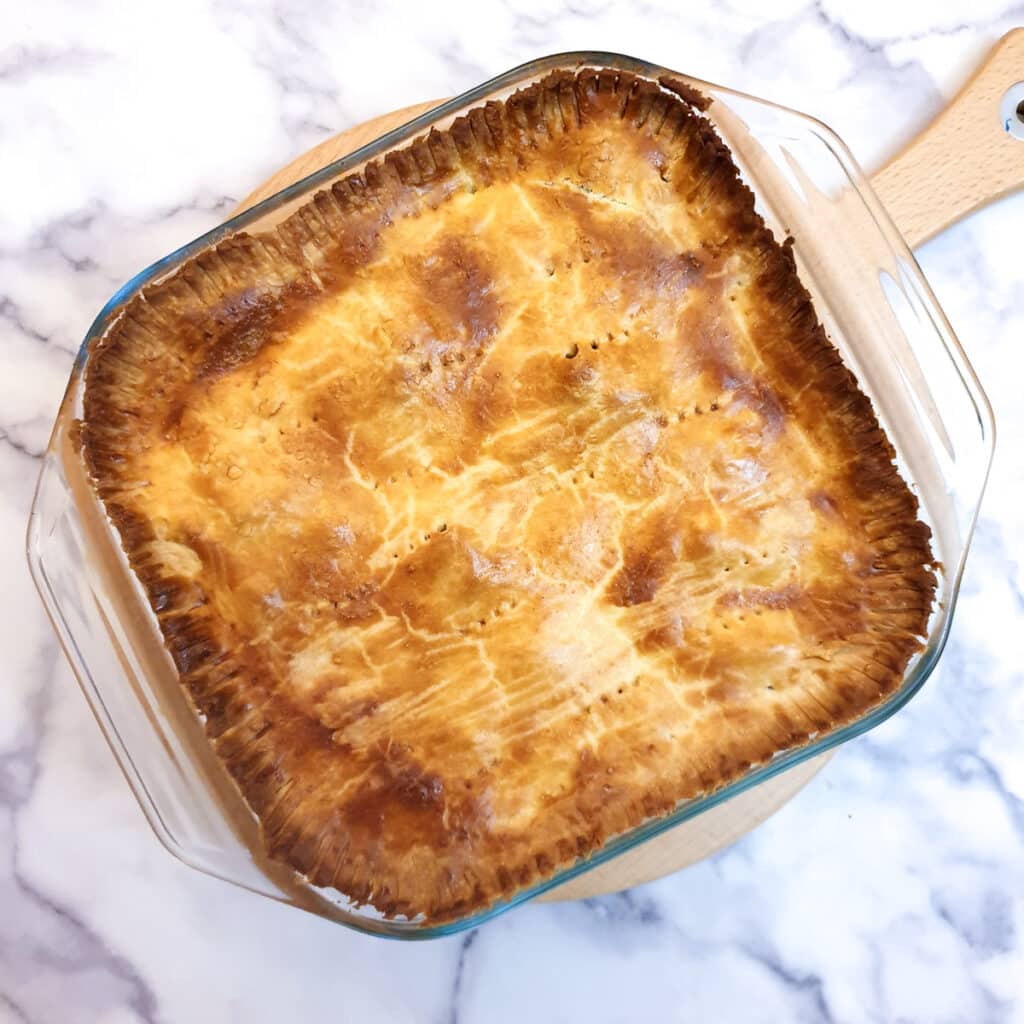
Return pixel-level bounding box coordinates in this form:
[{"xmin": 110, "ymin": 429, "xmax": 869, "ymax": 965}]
[{"xmin": 870, "ymin": 29, "xmax": 1024, "ymax": 249}]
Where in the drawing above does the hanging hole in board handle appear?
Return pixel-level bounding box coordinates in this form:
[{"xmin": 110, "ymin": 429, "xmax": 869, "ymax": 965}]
[{"xmin": 1000, "ymin": 82, "xmax": 1024, "ymax": 140}]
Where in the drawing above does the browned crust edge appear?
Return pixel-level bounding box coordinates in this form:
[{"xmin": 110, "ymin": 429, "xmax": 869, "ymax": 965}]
[{"xmin": 81, "ymin": 69, "xmax": 936, "ymax": 923}]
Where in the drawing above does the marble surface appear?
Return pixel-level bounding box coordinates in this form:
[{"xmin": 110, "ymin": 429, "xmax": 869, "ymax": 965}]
[{"xmin": 3, "ymin": 0, "xmax": 1023, "ymax": 1020}]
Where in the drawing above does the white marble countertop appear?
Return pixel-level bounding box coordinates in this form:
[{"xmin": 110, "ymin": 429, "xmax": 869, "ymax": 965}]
[{"xmin": 3, "ymin": 1, "xmax": 1023, "ymax": 1021}]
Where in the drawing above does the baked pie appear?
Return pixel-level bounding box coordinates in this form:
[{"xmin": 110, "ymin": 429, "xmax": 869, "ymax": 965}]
[{"xmin": 82, "ymin": 69, "xmax": 936, "ymax": 922}]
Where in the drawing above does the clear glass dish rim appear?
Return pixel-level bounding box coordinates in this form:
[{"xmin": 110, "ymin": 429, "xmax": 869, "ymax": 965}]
[{"xmin": 28, "ymin": 49, "xmax": 996, "ymax": 939}]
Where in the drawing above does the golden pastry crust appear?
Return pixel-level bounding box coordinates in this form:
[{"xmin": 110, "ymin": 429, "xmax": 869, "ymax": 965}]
[{"xmin": 82, "ymin": 69, "xmax": 936, "ymax": 922}]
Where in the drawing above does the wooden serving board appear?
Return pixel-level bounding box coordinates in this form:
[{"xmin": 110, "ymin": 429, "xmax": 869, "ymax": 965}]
[{"xmin": 231, "ymin": 31, "xmax": 1023, "ymax": 900}]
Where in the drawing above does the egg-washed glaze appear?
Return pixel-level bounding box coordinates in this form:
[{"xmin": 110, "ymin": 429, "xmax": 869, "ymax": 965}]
[{"xmin": 82, "ymin": 69, "xmax": 935, "ymax": 923}]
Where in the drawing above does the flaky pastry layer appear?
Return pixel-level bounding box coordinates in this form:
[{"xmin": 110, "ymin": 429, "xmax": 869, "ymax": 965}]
[{"xmin": 82, "ymin": 69, "xmax": 935, "ymax": 923}]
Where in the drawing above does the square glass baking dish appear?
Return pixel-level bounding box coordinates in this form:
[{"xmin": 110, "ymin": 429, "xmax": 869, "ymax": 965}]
[{"xmin": 27, "ymin": 52, "xmax": 994, "ymax": 938}]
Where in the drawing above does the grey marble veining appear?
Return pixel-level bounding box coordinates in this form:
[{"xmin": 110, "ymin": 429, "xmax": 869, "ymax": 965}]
[{"xmin": 1, "ymin": 1, "xmax": 1022, "ymax": 1020}]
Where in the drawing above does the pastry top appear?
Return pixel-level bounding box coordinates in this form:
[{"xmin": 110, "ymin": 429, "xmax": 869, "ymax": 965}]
[{"xmin": 82, "ymin": 69, "xmax": 935, "ymax": 923}]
